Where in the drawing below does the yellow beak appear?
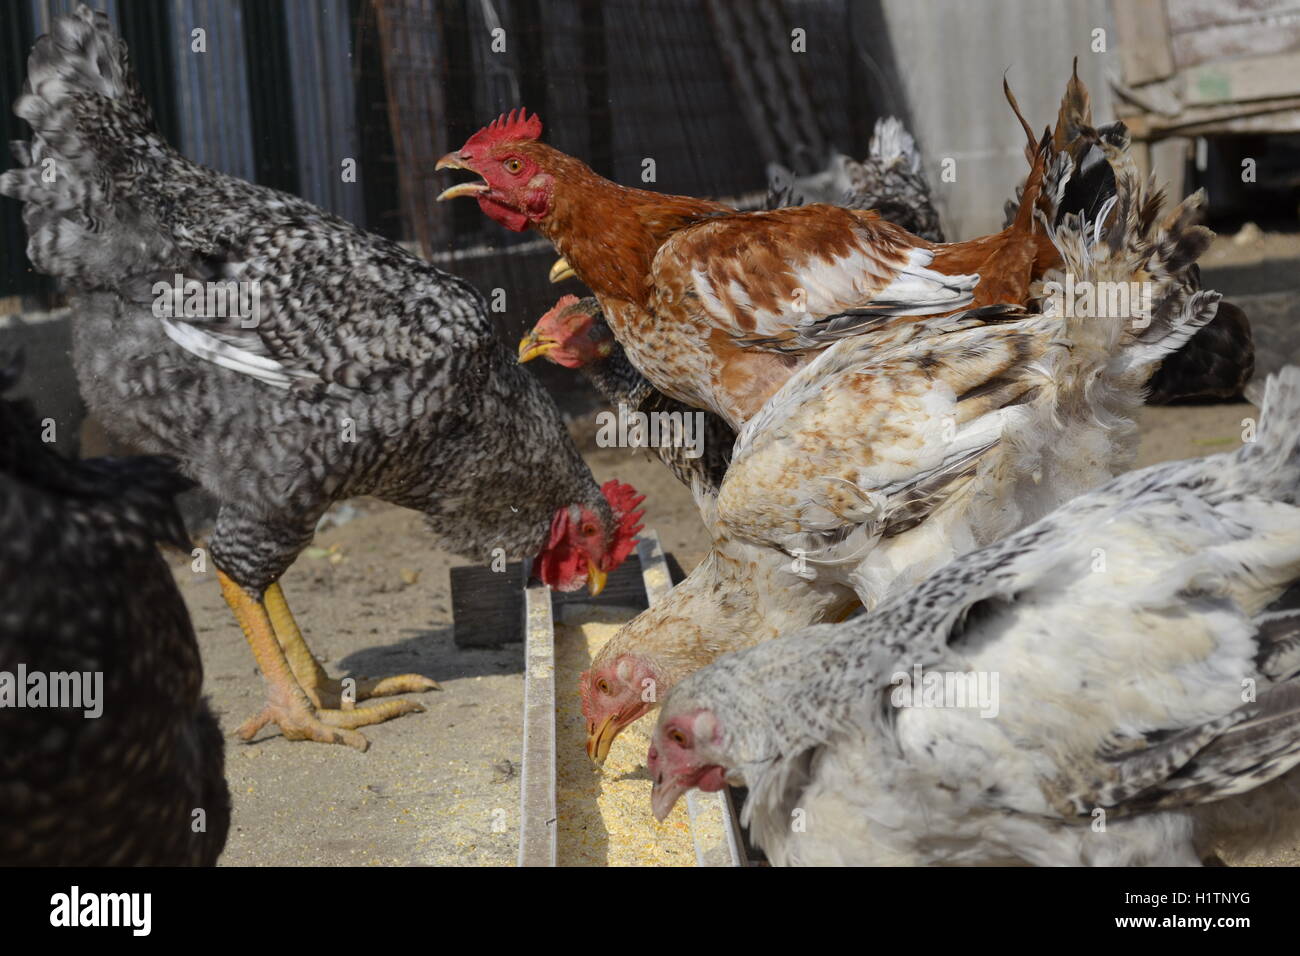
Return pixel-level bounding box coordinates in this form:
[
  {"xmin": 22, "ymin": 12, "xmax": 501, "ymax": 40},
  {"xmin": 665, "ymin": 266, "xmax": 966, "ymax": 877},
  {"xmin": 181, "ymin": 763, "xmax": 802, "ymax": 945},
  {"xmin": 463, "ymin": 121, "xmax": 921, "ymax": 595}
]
[
  {"xmin": 586, "ymin": 563, "xmax": 608, "ymax": 597},
  {"xmin": 436, "ymin": 181, "xmax": 488, "ymax": 202},
  {"xmin": 435, "ymin": 153, "xmax": 490, "ymax": 202},
  {"xmin": 587, "ymin": 714, "xmax": 618, "ymax": 766},
  {"xmin": 549, "ymin": 257, "xmax": 577, "ymax": 283},
  {"xmin": 518, "ymin": 330, "xmax": 558, "ymax": 364}
]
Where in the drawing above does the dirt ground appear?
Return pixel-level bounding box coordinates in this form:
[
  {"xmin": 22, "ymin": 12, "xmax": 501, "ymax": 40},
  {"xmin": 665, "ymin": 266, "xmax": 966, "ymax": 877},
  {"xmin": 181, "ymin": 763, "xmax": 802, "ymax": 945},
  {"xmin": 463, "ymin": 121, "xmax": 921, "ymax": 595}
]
[
  {"xmin": 176, "ymin": 437, "xmax": 711, "ymax": 867},
  {"xmin": 168, "ymin": 228, "xmax": 1300, "ymax": 867}
]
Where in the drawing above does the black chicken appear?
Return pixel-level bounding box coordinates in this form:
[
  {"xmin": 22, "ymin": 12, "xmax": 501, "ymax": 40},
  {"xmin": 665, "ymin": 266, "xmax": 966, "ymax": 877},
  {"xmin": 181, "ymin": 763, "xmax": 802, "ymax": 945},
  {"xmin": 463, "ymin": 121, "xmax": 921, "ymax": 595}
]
[
  {"xmin": 0, "ymin": 353, "xmax": 229, "ymax": 865},
  {"xmin": 0, "ymin": 6, "xmax": 644, "ymax": 750}
]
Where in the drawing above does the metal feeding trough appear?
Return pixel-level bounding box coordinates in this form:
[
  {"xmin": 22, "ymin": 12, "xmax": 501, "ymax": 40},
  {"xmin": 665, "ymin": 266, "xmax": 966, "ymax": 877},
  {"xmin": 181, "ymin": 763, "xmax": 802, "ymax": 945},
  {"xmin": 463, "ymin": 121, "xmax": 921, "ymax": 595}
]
[{"xmin": 451, "ymin": 530, "xmax": 748, "ymax": 867}]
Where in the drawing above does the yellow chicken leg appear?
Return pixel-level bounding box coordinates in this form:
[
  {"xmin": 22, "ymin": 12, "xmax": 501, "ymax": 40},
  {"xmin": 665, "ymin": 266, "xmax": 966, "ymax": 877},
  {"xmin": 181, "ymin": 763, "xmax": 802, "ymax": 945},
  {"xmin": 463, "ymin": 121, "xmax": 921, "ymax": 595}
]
[
  {"xmin": 217, "ymin": 570, "xmax": 427, "ymax": 750},
  {"xmin": 263, "ymin": 581, "xmax": 440, "ymax": 710}
]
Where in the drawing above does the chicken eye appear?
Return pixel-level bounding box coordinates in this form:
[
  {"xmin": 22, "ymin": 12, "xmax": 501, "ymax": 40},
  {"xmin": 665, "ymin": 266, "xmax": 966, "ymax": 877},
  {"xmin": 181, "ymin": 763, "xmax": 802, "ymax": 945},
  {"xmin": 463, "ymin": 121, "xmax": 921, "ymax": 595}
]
[
  {"xmin": 582, "ymin": 523, "xmax": 598, "ymax": 537},
  {"xmin": 504, "ymin": 157, "xmax": 523, "ymax": 174},
  {"xmin": 596, "ymin": 678, "xmax": 611, "ymax": 695},
  {"xmin": 669, "ymin": 728, "xmax": 688, "ymax": 747}
]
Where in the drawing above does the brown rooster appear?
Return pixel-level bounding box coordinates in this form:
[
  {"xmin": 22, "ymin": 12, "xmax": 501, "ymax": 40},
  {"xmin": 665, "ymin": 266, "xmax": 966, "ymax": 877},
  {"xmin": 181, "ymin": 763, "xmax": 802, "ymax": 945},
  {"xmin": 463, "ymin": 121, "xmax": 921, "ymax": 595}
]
[{"xmin": 437, "ymin": 104, "xmax": 1058, "ymax": 430}]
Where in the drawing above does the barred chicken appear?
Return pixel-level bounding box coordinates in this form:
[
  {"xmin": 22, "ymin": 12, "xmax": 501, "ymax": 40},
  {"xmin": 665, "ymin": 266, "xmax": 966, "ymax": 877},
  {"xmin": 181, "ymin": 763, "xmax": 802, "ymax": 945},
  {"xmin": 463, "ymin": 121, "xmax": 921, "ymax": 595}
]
[
  {"xmin": 0, "ymin": 353, "xmax": 229, "ymax": 865},
  {"xmin": 0, "ymin": 6, "xmax": 643, "ymax": 751},
  {"xmin": 651, "ymin": 367, "xmax": 1300, "ymax": 866},
  {"xmin": 766, "ymin": 117, "xmax": 945, "ymax": 241}
]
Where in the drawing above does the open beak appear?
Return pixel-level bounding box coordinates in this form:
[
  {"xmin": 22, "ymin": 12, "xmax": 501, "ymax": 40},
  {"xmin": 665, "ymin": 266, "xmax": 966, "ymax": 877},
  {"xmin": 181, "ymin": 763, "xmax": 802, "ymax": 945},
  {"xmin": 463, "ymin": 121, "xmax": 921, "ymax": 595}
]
[
  {"xmin": 518, "ymin": 329, "xmax": 558, "ymax": 364},
  {"xmin": 650, "ymin": 775, "xmax": 690, "ymax": 822},
  {"xmin": 549, "ymin": 257, "xmax": 576, "ymax": 283},
  {"xmin": 587, "ymin": 714, "xmax": 619, "ymax": 766},
  {"xmin": 435, "ymin": 152, "xmax": 489, "ymax": 202},
  {"xmin": 586, "ymin": 563, "xmax": 608, "ymax": 597}
]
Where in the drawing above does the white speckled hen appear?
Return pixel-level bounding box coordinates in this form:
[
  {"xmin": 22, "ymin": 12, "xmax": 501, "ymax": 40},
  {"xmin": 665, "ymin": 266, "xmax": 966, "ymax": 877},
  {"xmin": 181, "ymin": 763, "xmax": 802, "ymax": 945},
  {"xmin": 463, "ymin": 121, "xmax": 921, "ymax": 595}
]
[
  {"xmin": 652, "ymin": 367, "xmax": 1300, "ymax": 866},
  {"xmin": 0, "ymin": 6, "xmax": 643, "ymax": 750},
  {"xmin": 0, "ymin": 353, "xmax": 229, "ymax": 865}
]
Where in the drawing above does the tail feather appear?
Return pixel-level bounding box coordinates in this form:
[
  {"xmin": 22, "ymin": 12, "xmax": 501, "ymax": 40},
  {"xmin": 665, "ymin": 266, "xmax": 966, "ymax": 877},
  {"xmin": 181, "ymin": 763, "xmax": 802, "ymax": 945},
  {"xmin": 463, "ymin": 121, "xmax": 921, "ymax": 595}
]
[
  {"xmin": 1052, "ymin": 58, "xmax": 1093, "ymax": 154},
  {"xmin": 0, "ymin": 4, "xmax": 171, "ymax": 287},
  {"xmin": 868, "ymin": 117, "xmax": 921, "ymax": 174},
  {"xmin": 1029, "ymin": 154, "xmax": 1224, "ymax": 438},
  {"xmin": 1001, "ymin": 74, "xmax": 1039, "ymax": 168},
  {"xmin": 1243, "ymin": 366, "xmax": 1300, "ymax": 503}
]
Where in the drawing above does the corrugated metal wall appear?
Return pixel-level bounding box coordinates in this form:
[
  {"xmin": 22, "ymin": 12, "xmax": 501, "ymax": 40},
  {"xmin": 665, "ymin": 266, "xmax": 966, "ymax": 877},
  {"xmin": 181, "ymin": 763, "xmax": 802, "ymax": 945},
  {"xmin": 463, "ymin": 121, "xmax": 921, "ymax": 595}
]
[
  {"xmin": 284, "ymin": 0, "xmax": 364, "ymax": 223},
  {"xmin": 166, "ymin": 0, "xmax": 258, "ymax": 182},
  {"xmin": 5, "ymin": 0, "xmax": 1135, "ymax": 299},
  {"xmin": 2, "ymin": 0, "xmax": 372, "ymax": 298},
  {"xmin": 875, "ymin": 0, "xmax": 1119, "ymax": 237}
]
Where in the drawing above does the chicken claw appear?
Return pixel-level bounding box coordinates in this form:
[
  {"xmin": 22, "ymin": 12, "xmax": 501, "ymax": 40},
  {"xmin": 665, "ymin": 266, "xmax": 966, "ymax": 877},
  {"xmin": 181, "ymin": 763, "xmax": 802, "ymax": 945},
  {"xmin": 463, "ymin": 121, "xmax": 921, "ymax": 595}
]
[
  {"xmin": 236, "ymin": 696, "xmax": 426, "ymax": 751},
  {"xmin": 218, "ymin": 570, "xmax": 432, "ymax": 750},
  {"xmin": 264, "ymin": 581, "xmax": 440, "ymax": 710}
]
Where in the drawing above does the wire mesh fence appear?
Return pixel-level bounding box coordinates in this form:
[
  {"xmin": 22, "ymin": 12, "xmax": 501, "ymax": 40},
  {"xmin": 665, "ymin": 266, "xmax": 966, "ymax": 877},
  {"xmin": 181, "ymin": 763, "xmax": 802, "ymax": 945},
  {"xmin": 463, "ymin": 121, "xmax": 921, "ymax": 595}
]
[{"xmin": 1, "ymin": 0, "xmax": 895, "ymax": 415}]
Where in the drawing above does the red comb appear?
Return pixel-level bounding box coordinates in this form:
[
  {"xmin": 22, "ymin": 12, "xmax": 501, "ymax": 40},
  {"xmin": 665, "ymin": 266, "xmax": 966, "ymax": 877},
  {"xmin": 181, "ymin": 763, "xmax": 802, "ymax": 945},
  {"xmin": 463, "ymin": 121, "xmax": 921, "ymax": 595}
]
[
  {"xmin": 602, "ymin": 479, "xmax": 646, "ymax": 566},
  {"xmin": 541, "ymin": 294, "xmax": 581, "ymax": 321},
  {"xmin": 464, "ymin": 108, "xmax": 543, "ymax": 153}
]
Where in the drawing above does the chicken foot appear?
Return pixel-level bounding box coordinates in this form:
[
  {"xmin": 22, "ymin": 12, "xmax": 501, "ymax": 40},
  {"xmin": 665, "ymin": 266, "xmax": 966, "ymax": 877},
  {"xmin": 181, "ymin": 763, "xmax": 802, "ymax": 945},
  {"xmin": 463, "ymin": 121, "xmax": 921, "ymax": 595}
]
[
  {"xmin": 263, "ymin": 581, "xmax": 440, "ymax": 710},
  {"xmin": 217, "ymin": 570, "xmax": 428, "ymax": 751}
]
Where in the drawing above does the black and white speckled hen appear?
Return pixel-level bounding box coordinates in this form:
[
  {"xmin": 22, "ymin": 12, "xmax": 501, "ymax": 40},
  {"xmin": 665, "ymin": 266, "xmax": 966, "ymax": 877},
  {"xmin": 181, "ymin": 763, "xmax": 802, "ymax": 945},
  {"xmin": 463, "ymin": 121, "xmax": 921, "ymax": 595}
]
[
  {"xmin": 766, "ymin": 117, "xmax": 945, "ymax": 242},
  {"xmin": 0, "ymin": 353, "xmax": 230, "ymax": 865},
  {"xmin": 0, "ymin": 5, "xmax": 643, "ymax": 750}
]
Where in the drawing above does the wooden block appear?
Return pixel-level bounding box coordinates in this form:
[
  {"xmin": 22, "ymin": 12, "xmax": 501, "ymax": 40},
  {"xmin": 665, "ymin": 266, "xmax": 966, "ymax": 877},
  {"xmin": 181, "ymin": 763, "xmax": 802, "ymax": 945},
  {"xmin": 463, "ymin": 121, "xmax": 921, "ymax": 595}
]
[
  {"xmin": 1181, "ymin": 51, "xmax": 1300, "ymax": 106},
  {"xmin": 550, "ymin": 556, "xmax": 650, "ymax": 614},
  {"xmin": 452, "ymin": 553, "xmax": 652, "ymax": 647},
  {"xmin": 450, "ymin": 561, "xmax": 526, "ymax": 648}
]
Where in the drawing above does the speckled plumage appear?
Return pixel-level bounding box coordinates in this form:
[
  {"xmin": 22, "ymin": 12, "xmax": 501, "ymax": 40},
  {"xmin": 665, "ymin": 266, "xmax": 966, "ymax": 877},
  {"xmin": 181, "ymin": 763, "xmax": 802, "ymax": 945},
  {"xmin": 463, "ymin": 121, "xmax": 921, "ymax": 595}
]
[
  {"xmin": 766, "ymin": 117, "xmax": 945, "ymax": 242},
  {"xmin": 656, "ymin": 366, "xmax": 1300, "ymax": 866},
  {"xmin": 529, "ymin": 296, "xmax": 735, "ymax": 500},
  {"xmin": 0, "ymin": 355, "xmax": 229, "ymax": 865},
  {"xmin": 1003, "ymin": 65, "xmax": 1254, "ymax": 405},
  {"xmin": 0, "ymin": 6, "xmax": 617, "ymax": 595},
  {"xmin": 586, "ymin": 128, "xmax": 1224, "ymax": 752}
]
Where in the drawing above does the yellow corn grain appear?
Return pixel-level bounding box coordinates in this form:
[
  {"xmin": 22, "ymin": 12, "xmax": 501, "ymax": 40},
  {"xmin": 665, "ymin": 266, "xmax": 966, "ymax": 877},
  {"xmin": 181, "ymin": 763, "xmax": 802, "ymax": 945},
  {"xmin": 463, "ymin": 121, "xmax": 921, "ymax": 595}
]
[{"xmin": 554, "ymin": 605, "xmax": 695, "ymax": 866}]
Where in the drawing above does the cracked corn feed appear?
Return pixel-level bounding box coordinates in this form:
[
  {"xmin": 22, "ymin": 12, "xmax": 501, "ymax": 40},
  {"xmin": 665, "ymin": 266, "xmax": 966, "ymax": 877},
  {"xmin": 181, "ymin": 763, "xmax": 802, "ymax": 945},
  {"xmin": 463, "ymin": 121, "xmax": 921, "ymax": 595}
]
[{"xmin": 554, "ymin": 605, "xmax": 695, "ymax": 866}]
